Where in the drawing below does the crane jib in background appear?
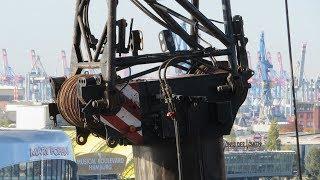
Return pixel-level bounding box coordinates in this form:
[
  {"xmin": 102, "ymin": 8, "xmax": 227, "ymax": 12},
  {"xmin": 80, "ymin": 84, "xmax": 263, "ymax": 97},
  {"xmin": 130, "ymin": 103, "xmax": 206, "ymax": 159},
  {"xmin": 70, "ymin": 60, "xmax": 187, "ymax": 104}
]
[
  {"xmin": 25, "ymin": 50, "xmax": 51, "ymax": 102},
  {"xmin": 258, "ymin": 32, "xmax": 273, "ymax": 107}
]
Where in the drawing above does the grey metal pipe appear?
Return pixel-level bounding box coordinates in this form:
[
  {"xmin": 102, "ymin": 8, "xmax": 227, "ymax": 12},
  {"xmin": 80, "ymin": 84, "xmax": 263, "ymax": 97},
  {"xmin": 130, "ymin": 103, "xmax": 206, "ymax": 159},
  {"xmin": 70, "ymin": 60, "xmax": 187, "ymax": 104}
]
[
  {"xmin": 72, "ymin": 0, "xmax": 82, "ymax": 48},
  {"xmin": 222, "ymin": 0, "xmax": 238, "ymax": 73},
  {"xmin": 102, "ymin": 0, "xmax": 118, "ymax": 89},
  {"xmin": 152, "ymin": 3, "xmax": 212, "ymax": 37},
  {"xmin": 114, "ymin": 49, "xmax": 229, "ymax": 67},
  {"xmin": 71, "ymin": 0, "xmax": 83, "ymax": 74},
  {"xmin": 93, "ymin": 21, "xmax": 108, "ymax": 61},
  {"xmin": 149, "ymin": 3, "xmax": 203, "ymax": 50},
  {"xmin": 191, "ymin": 0, "xmax": 199, "ymax": 44}
]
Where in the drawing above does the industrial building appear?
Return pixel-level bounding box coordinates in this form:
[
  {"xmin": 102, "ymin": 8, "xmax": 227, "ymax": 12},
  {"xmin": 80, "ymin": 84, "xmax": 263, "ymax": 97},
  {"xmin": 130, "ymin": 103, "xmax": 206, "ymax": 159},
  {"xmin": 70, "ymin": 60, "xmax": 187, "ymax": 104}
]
[
  {"xmin": 225, "ymin": 151, "xmax": 295, "ymax": 179},
  {"xmin": 296, "ymin": 102, "xmax": 320, "ymax": 133}
]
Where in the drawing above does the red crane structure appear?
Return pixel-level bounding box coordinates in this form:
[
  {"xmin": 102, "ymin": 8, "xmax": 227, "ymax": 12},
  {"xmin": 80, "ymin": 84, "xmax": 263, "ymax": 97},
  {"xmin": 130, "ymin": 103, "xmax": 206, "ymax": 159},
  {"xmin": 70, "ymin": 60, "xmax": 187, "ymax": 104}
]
[{"xmin": 0, "ymin": 49, "xmax": 24, "ymax": 86}]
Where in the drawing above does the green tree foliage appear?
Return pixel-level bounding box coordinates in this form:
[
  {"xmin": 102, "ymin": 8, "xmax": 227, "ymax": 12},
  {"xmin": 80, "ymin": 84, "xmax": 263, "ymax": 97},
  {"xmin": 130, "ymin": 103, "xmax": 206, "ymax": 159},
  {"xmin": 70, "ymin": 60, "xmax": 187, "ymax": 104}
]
[
  {"xmin": 225, "ymin": 128, "xmax": 237, "ymax": 142},
  {"xmin": 0, "ymin": 119, "xmax": 12, "ymax": 128},
  {"xmin": 305, "ymin": 146, "xmax": 320, "ymax": 178},
  {"xmin": 229, "ymin": 128, "xmax": 237, "ymax": 142},
  {"xmin": 266, "ymin": 120, "xmax": 281, "ymax": 150}
]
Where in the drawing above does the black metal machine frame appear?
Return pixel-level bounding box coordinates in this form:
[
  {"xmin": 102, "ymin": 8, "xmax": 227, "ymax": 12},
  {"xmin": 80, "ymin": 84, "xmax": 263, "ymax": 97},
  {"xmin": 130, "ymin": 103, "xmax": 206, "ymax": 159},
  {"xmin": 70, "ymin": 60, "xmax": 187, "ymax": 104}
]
[{"xmin": 49, "ymin": 0, "xmax": 252, "ymax": 179}]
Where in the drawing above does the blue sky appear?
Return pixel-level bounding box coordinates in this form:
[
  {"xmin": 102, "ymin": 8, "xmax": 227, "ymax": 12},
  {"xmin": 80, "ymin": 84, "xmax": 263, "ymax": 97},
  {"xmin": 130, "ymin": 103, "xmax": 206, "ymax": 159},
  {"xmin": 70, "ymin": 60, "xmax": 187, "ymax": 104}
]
[{"xmin": 0, "ymin": 0, "xmax": 318, "ymax": 78}]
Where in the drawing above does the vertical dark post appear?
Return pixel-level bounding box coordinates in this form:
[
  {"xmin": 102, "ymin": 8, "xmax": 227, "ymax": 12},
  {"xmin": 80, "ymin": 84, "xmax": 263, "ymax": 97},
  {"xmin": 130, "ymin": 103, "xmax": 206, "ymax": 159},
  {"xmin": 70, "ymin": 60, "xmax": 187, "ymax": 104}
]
[
  {"xmin": 72, "ymin": 0, "xmax": 81, "ymax": 50},
  {"xmin": 102, "ymin": 0, "xmax": 118, "ymax": 90},
  {"xmin": 191, "ymin": 0, "xmax": 199, "ymax": 44},
  {"xmin": 221, "ymin": 0, "xmax": 238, "ymax": 74}
]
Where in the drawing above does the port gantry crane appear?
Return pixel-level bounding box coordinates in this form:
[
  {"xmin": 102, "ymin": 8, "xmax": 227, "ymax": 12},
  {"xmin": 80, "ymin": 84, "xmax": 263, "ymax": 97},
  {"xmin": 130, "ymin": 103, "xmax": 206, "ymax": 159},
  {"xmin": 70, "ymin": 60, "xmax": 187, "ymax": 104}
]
[
  {"xmin": 257, "ymin": 32, "xmax": 273, "ymax": 122},
  {"xmin": 1, "ymin": 49, "xmax": 15, "ymax": 86},
  {"xmin": 49, "ymin": 0, "xmax": 252, "ymax": 179}
]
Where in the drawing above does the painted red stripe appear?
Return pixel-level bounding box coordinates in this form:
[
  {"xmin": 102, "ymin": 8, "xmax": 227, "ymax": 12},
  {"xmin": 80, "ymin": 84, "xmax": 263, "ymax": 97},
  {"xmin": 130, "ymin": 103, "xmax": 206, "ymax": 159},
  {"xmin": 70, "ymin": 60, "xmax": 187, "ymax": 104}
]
[
  {"xmin": 122, "ymin": 96, "xmax": 142, "ymax": 120},
  {"xmin": 128, "ymin": 83, "xmax": 139, "ymax": 92},
  {"xmin": 101, "ymin": 115, "xmax": 143, "ymax": 144}
]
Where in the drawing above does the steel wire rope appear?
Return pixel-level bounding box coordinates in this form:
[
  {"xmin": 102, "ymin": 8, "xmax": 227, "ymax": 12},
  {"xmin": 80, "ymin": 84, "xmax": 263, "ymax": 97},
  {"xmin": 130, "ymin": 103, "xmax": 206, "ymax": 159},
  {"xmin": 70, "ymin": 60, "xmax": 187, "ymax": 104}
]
[
  {"xmin": 284, "ymin": 0, "xmax": 302, "ymax": 179},
  {"xmin": 160, "ymin": 50, "xmax": 233, "ymax": 179}
]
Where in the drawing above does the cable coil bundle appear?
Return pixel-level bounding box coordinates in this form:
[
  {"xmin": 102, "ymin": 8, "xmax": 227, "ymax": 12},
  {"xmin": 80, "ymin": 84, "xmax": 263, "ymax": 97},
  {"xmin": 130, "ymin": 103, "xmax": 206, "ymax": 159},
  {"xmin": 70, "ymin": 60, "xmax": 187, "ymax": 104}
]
[{"xmin": 56, "ymin": 74, "xmax": 92, "ymax": 127}]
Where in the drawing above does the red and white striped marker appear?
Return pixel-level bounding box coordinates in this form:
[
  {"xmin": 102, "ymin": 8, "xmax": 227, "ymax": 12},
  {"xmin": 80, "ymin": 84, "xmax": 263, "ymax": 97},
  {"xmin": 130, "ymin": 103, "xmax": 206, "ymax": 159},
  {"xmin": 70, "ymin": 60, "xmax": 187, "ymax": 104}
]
[{"xmin": 100, "ymin": 83, "xmax": 143, "ymax": 144}]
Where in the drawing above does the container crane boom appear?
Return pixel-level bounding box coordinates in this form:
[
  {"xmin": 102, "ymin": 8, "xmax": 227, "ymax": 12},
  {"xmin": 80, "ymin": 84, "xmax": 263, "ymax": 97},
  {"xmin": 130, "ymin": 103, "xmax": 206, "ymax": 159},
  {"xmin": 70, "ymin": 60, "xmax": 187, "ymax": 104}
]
[{"xmin": 298, "ymin": 43, "xmax": 307, "ymax": 88}]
